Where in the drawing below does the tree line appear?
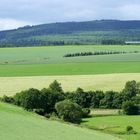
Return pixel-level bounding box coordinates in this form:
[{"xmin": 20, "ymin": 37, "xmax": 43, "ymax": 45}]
[
  {"xmin": 64, "ymin": 51, "xmax": 139, "ymax": 57},
  {"xmin": 1, "ymin": 80, "xmax": 140, "ymax": 123}
]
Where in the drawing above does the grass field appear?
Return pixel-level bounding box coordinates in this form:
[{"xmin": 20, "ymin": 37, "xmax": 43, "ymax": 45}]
[
  {"xmin": 82, "ymin": 115, "xmax": 140, "ymax": 140},
  {"xmin": 0, "ymin": 62, "xmax": 140, "ymax": 77},
  {"xmin": 0, "ymin": 73, "xmax": 140, "ymax": 96},
  {"xmin": 0, "ymin": 45, "xmax": 140, "ymax": 77},
  {"xmin": 0, "ymin": 102, "xmax": 121, "ymax": 140},
  {"xmin": 0, "ymin": 45, "xmax": 140, "ymax": 64}
]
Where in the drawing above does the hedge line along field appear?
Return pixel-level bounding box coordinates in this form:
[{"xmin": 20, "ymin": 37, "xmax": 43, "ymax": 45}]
[
  {"xmin": 0, "ymin": 45, "xmax": 140, "ymax": 65},
  {"xmin": 0, "ymin": 102, "xmax": 122, "ymax": 140},
  {"xmin": 81, "ymin": 115, "xmax": 140, "ymax": 140},
  {"xmin": 0, "ymin": 73, "xmax": 140, "ymax": 96}
]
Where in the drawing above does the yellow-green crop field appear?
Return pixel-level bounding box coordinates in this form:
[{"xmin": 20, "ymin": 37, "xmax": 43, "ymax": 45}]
[{"xmin": 0, "ymin": 73, "xmax": 140, "ymax": 96}]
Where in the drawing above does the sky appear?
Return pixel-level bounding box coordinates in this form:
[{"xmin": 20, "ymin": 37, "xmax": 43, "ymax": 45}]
[{"xmin": 0, "ymin": 0, "xmax": 140, "ymax": 30}]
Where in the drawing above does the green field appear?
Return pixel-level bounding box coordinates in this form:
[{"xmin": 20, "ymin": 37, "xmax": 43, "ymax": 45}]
[
  {"xmin": 82, "ymin": 115, "xmax": 140, "ymax": 140},
  {"xmin": 0, "ymin": 102, "xmax": 121, "ymax": 140},
  {"xmin": 0, "ymin": 45, "xmax": 140, "ymax": 76},
  {"xmin": 0, "ymin": 45, "xmax": 140, "ymax": 96}
]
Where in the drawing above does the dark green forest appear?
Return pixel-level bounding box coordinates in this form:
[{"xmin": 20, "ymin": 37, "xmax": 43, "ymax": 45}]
[{"xmin": 1, "ymin": 20, "xmax": 140, "ymax": 47}]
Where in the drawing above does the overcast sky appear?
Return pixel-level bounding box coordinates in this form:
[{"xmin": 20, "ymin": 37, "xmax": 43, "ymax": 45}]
[{"xmin": 0, "ymin": 0, "xmax": 140, "ymax": 30}]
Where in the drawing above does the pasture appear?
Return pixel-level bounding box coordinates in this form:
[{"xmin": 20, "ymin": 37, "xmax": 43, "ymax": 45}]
[
  {"xmin": 0, "ymin": 102, "xmax": 121, "ymax": 140},
  {"xmin": 82, "ymin": 115, "xmax": 140, "ymax": 140},
  {"xmin": 0, "ymin": 45, "xmax": 140, "ymax": 77},
  {"xmin": 0, "ymin": 45, "xmax": 140, "ymax": 65}
]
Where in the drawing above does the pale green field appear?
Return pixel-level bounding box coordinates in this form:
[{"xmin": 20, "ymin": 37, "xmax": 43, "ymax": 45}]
[
  {"xmin": 0, "ymin": 102, "xmax": 121, "ymax": 140},
  {"xmin": 0, "ymin": 73, "xmax": 140, "ymax": 96}
]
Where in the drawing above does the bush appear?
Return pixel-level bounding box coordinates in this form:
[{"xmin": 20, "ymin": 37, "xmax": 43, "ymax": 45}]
[
  {"xmin": 126, "ymin": 126, "xmax": 133, "ymax": 132},
  {"xmin": 14, "ymin": 88, "xmax": 42, "ymax": 110},
  {"xmin": 82, "ymin": 108, "xmax": 91, "ymax": 118},
  {"xmin": 122, "ymin": 101, "xmax": 139, "ymax": 115},
  {"xmin": 1, "ymin": 95, "xmax": 14, "ymax": 103},
  {"xmin": 33, "ymin": 109, "xmax": 45, "ymax": 115},
  {"xmin": 55, "ymin": 100, "xmax": 83, "ymax": 123},
  {"xmin": 126, "ymin": 126, "xmax": 137, "ymax": 134}
]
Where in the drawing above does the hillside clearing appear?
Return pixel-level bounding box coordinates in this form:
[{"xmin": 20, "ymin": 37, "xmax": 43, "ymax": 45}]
[
  {"xmin": 0, "ymin": 102, "xmax": 121, "ymax": 140},
  {"xmin": 0, "ymin": 73, "xmax": 140, "ymax": 96}
]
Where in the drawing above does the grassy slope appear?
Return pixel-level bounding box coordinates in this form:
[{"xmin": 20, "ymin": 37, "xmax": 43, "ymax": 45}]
[
  {"xmin": 0, "ymin": 73, "xmax": 140, "ymax": 96},
  {"xmin": 0, "ymin": 102, "xmax": 121, "ymax": 140},
  {"xmin": 82, "ymin": 116, "xmax": 140, "ymax": 140}
]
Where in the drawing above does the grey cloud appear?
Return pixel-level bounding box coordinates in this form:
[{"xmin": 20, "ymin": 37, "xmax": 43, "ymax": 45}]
[{"xmin": 0, "ymin": 0, "xmax": 140, "ymax": 30}]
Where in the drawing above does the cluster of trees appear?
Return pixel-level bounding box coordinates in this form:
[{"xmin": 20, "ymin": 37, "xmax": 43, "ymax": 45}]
[
  {"xmin": 101, "ymin": 39, "xmax": 125, "ymax": 45},
  {"xmin": 1, "ymin": 80, "xmax": 140, "ymax": 123},
  {"xmin": 64, "ymin": 51, "xmax": 128, "ymax": 57}
]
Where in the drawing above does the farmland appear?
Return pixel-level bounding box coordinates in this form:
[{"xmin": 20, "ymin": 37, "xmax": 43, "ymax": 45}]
[
  {"xmin": 0, "ymin": 102, "xmax": 121, "ymax": 140},
  {"xmin": 0, "ymin": 45, "xmax": 140, "ymax": 77},
  {"xmin": 0, "ymin": 45, "xmax": 140, "ymax": 95},
  {"xmin": 0, "ymin": 73, "xmax": 140, "ymax": 96},
  {"xmin": 0, "ymin": 45, "xmax": 140, "ymax": 140},
  {"xmin": 82, "ymin": 115, "xmax": 140, "ymax": 140}
]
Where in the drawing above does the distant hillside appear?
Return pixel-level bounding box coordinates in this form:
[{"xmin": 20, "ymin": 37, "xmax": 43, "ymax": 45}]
[{"xmin": 1, "ymin": 20, "xmax": 140, "ymax": 47}]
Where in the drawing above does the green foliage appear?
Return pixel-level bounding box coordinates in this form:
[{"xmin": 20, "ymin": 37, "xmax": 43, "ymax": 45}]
[
  {"xmin": 100, "ymin": 91, "xmax": 118, "ymax": 109},
  {"xmin": 90, "ymin": 91, "xmax": 104, "ymax": 108},
  {"xmin": 33, "ymin": 108, "xmax": 45, "ymax": 115},
  {"xmin": 14, "ymin": 81, "xmax": 65, "ymax": 113},
  {"xmin": 126, "ymin": 126, "xmax": 137, "ymax": 134},
  {"xmin": 82, "ymin": 108, "xmax": 91, "ymax": 118},
  {"xmin": 126, "ymin": 126, "xmax": 133, "ymax": 132},
  {"xmin": 64, "ymin": 51, "xmax": 132, "ymax": 57},
  {"xmin": 1, "ymin": 20, "xmax": 140, "ymax": 46},
  {"xmin": 55, "ymin": 100, "xmax": 83, "ymax": 123},
  {"xmin": 14, "ymin": 88, "xmax": 42, "ymax": 110},
  {"xmin": 1, "ymin": 95, "xmax": 14, "ymax": 103},
  {"xmin": 49, "ymin": 80, "xmax": 63, "ymax": 93},
  {"xmin": 122, "ymin": 80, "xmax": 140, "ymax": 100},
  {"xmin": 122, "ymin": 101, "xmax": 139, "ymax": 115}
]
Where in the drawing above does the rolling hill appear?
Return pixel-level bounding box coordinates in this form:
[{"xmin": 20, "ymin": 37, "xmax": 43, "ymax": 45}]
[
  {"xmin": 0, "ymin": 102, "xmax": 121, "ymax": 140},
  {"xmin": 1, "ymin": 20, "xmax": 140, "ymax": 46}
]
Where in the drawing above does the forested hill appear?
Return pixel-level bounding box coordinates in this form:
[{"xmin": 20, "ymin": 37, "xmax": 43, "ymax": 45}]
[{"xmin": 1, "ymin": 20, "xmax": 140, "ymax": 47}]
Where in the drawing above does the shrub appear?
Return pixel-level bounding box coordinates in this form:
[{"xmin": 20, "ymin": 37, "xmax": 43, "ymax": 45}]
[
  {"xmin": 1, "ymin": 95, "xmax": 14, "ymax": 103},
  {"xmin": 55, "ymin": 100, "xmax": 83, "ymax": 123},
  {"xmin": 33, "ymin": 108, "xmax": 45, "ymax": 115},
  {"xmin": 82, "ymin": 108, "xmax": 91, "ymax": 118},
  {"xmin": 122, "ymin": 101, "xmax": 139, "ymax": 115},
  {"xmin": 126, "ymin": 126, "xmax": 133, "ymax": 132},
  {"xmin": 14, "ymin": 88, "xmax": 42, "ymax": 110},
  {"xmin": 126, "ymin": 126, "xmax": 137, "ymax": 134}
]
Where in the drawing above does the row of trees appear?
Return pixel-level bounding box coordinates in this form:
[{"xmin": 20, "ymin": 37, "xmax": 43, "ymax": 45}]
[
  {"xmin": 1, "ymin": 80, "xmax": 140, "ymax": 123},
  {"xmin": 64, "ymin": 51, "xmax": 128, "ymax": 57}
]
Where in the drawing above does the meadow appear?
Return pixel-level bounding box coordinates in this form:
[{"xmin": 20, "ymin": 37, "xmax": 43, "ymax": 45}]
[
  {"xmin": 0, "ymin": 45, "xmax": 140, "ymax": 140},
  {"xmin": 0, "ymin": 45, "xmax": 140, "ymax": 96},
  {"xmin": 82, "ymin": 115, "xmax": 140, "ymax": 140},
  {"xmin": 0, "ymin": 102, "xmax": 121, "ymax": 140},
  {"xmin": 0, "ymin": 45, "xmax": 140, "ymax": 77}
]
